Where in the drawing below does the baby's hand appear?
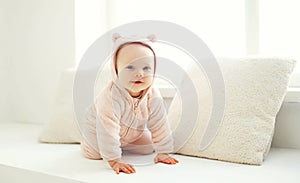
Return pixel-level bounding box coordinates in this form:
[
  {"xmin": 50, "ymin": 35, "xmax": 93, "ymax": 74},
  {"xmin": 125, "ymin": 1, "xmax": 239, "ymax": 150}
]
[
  {"xmin": 154, "ymin": 153, "xmax": 179, "ymax": 165},
  {"xmin": 108, "ymin": 159, "xmax": 136, "ymax": 174}
]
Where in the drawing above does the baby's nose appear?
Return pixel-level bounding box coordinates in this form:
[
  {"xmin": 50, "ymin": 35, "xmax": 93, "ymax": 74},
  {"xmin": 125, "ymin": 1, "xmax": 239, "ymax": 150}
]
[{"xmin": 134, "ymin": 70, "xmax": 143, "ymax": 78}]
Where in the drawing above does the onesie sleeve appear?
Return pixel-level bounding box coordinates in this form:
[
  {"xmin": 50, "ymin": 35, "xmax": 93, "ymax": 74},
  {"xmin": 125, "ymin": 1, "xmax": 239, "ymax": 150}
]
[
  {"xmin": 147, "ymin": 88, "xmax": 174, "ymax": 154},
  {"xmin": 95, "ymin": 88, "xmax": 122, "ymax": 161}
]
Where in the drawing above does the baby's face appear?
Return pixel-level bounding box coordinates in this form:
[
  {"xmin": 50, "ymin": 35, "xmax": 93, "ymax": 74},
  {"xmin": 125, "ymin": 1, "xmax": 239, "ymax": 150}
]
[{"xmin": 116, "ymin": 44, "xmax": 155, "ymax": 97}]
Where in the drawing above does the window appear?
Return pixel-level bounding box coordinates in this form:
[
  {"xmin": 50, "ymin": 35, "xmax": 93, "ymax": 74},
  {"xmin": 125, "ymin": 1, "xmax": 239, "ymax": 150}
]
[
  {"xmin": 106, "ymin": 0, "xmax": 246, "ymax": 88},
  {"xmin": 75, "ymin": 0, "xmax": 300, "ymax": 87},
  {"xmin": 259, "ymin": 0, "xmax": 300, "ymax": 87},
  {"xmin": 108, "ymin": 0, "xmax": 246, "ymax": 57}
]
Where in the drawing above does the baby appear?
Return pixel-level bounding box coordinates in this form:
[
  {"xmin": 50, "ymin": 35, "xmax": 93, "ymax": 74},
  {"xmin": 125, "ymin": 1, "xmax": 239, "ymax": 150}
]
[{"xmin": 80, "ymin": 34, "xmax": 178, "ymax": 174}]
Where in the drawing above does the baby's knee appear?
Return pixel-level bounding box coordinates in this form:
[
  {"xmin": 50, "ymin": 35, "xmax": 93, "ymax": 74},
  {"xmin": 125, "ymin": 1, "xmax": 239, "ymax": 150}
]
[
  {"xmin": 82, "ymin": 151, "xmax": 102, "ymax": 160},
  {"xmin": 80, "ymin": 142, "xmax": 102, "ymax": 160}
]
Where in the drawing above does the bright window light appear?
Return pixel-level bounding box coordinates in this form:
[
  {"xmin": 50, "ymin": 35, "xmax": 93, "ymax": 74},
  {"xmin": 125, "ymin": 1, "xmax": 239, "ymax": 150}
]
[
  {"xmin": 108, "ymin": 0, "xmax": 246, "ymax": 58},
  {"xmin": 260, "ymin": 0, "xmax": 300, "ymax": 87}
]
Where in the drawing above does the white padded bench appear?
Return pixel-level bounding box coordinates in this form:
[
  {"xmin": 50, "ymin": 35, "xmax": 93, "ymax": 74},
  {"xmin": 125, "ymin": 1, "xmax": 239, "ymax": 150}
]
[{"xmin": 0, "ymin": 119, "xmax": 300, "ymax": 183}]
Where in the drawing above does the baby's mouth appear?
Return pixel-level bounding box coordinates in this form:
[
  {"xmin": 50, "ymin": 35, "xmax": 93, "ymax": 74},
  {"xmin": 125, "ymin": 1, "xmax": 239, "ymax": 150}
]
[{"xmin": 131, "ymin": 80, "xmax": 143, "ymax": 84}]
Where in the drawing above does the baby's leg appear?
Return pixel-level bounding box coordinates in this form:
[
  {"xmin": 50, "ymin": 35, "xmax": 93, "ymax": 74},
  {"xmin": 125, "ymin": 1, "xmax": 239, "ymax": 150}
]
[
  {"xmin": 123, "ymin": 131, "xmax": 154, "ymax": 155},
  {"xmin": 81, "ymin": 138, "xmax": 103, "ymax": 160}
]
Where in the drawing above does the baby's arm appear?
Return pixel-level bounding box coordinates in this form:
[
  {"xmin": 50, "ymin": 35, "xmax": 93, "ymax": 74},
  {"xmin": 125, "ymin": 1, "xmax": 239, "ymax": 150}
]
[
  {"xmin": 96, "ymin": 113, "xmax": 136, "ymax": 174},
  {"xmin": 147, "ymin": 88, "xmax": 179, "ymax": 165},
  {"xmin": 95, "ymin": 92, "xmax": 136, "ymax": 174}
]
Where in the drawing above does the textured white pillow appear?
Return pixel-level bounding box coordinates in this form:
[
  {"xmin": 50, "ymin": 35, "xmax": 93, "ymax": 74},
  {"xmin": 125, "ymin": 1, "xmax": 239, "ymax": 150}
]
[
  {"xmin": 38, "ymin": 69, "xmax": 81, "ymax": 143},
  {"xmin": 168, "ymin": 57, "xmax": 296, "ymax": 165},
  {"xmin": 39, "ymin": 62, "xmax": 112, "ymax": 143}
]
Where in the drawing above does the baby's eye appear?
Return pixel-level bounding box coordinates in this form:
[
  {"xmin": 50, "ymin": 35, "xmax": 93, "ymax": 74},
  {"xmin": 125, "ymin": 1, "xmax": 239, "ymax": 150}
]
[
  {"xmin": 126, "ymin": 65, "xmax": 134, "ymax": 70},
  {"xmin": 143, "ymin": 66, "xmax": 151, "ymax": 71}
]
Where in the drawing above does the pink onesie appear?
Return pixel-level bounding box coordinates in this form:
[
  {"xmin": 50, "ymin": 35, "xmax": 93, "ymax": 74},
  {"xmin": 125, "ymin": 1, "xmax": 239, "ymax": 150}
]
[{"xmin": 81, "ymin": 60, "xmax": 173, "ymax": 161}]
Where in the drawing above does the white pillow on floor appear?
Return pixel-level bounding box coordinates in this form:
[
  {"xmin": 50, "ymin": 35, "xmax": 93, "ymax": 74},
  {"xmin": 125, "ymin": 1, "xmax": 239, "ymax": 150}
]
[{"xmin": 168, "ymin": 57, "xmax": 296, "ymax": 165}]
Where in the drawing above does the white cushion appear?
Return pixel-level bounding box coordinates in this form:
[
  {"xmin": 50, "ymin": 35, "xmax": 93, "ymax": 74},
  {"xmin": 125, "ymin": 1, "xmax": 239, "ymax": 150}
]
[
  {"xmin": 168, "ymin": 57, "xmax": 296, "ymax": 165},
  {"xmin": 39, "ymin": 62, "xmax": 112, "ymax": 143},
  {"xmin": 38, "ymin": 69, "xmax": 82, "ymax": 143}
]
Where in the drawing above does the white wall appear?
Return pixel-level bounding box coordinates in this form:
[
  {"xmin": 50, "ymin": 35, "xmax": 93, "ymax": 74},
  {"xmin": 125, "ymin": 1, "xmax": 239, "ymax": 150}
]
[
  {"xmin": 0, "ymin": 57, "xmax": 11, "ymax": 123},
  {"xmin": 0, "ymin": 0, "xmax": 12, "ymax": 122},
  {"xmin": 273, "ymin": 102, "xmax": 300, "ymax": 149},
  {"xmin": 1, "ymin": 0, "xmax": 75, "ymax": 123}
]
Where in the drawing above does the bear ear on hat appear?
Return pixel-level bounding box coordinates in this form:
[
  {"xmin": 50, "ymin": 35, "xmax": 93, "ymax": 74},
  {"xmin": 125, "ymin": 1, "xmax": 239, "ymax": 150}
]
[
  {"xmin": 147, "ymin": 34, "xmax": 157, "ymax": 42},
  {"xmin": 112, "ymin": 33, "xmax": 121, "ymax": 42}
]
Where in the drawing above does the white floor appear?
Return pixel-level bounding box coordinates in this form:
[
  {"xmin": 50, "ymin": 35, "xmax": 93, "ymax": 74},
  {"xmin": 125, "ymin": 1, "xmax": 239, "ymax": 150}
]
[{"xmin": 1, "ymin": 122, "xmax": 300, "ymax": 183}]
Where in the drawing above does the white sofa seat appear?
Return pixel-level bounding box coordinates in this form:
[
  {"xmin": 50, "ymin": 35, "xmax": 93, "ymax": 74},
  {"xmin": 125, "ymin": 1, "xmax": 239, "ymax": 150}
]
[{"xmin": 0, "ymin": 122, "xmax": 300, "ymax": 183}]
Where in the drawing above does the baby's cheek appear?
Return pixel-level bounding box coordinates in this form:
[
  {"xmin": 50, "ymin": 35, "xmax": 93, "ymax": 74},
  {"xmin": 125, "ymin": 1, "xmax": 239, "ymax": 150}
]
[
  {"xmin": 144, "ymin": 77, "xmax": 154, "ymax": 86},
  {"xmin": 120, "ymin": 72, "xmax": 132, "ymax": 82},
  {"xmin": 146, "ymin": 70, "xmax": 154, "ymax": 77}
]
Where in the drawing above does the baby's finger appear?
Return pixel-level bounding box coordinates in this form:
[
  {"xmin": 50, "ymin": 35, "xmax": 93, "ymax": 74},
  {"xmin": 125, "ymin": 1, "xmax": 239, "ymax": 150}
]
[
  {"xmin": 154, "ymin": 157, "xmax": 159, "ymax": 163},
  {"xmin": 167, "ymin": 158, "xmax": 175, "ymax": 164},
  {"xmin": 124, "ymin": 164, "xmax": 133, "ymax": 173},
  {"xmin": 174, "ymin": 158, "xmax": 179, "ymax": 163},
  {"xmin": 116, "ymin": 168, "xmax": 120, "ymax": 174},
  {"xmin": 162, "ymin": 158, "xmax": 171, "ymax": 164},
  {"xmin": 167, "ymin": 159, "xmax": 173, "ymax": 164},
  {"xmin": 170, "ymin": 158, "xmax": 177, "ymax": 164},
  {"xmin": 121, "ymin": 167, "xmax": 131, "ymax": 174},
  {"xmin": 126, "ymin": 164, "xmax": 136, "ymax": 173}
]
